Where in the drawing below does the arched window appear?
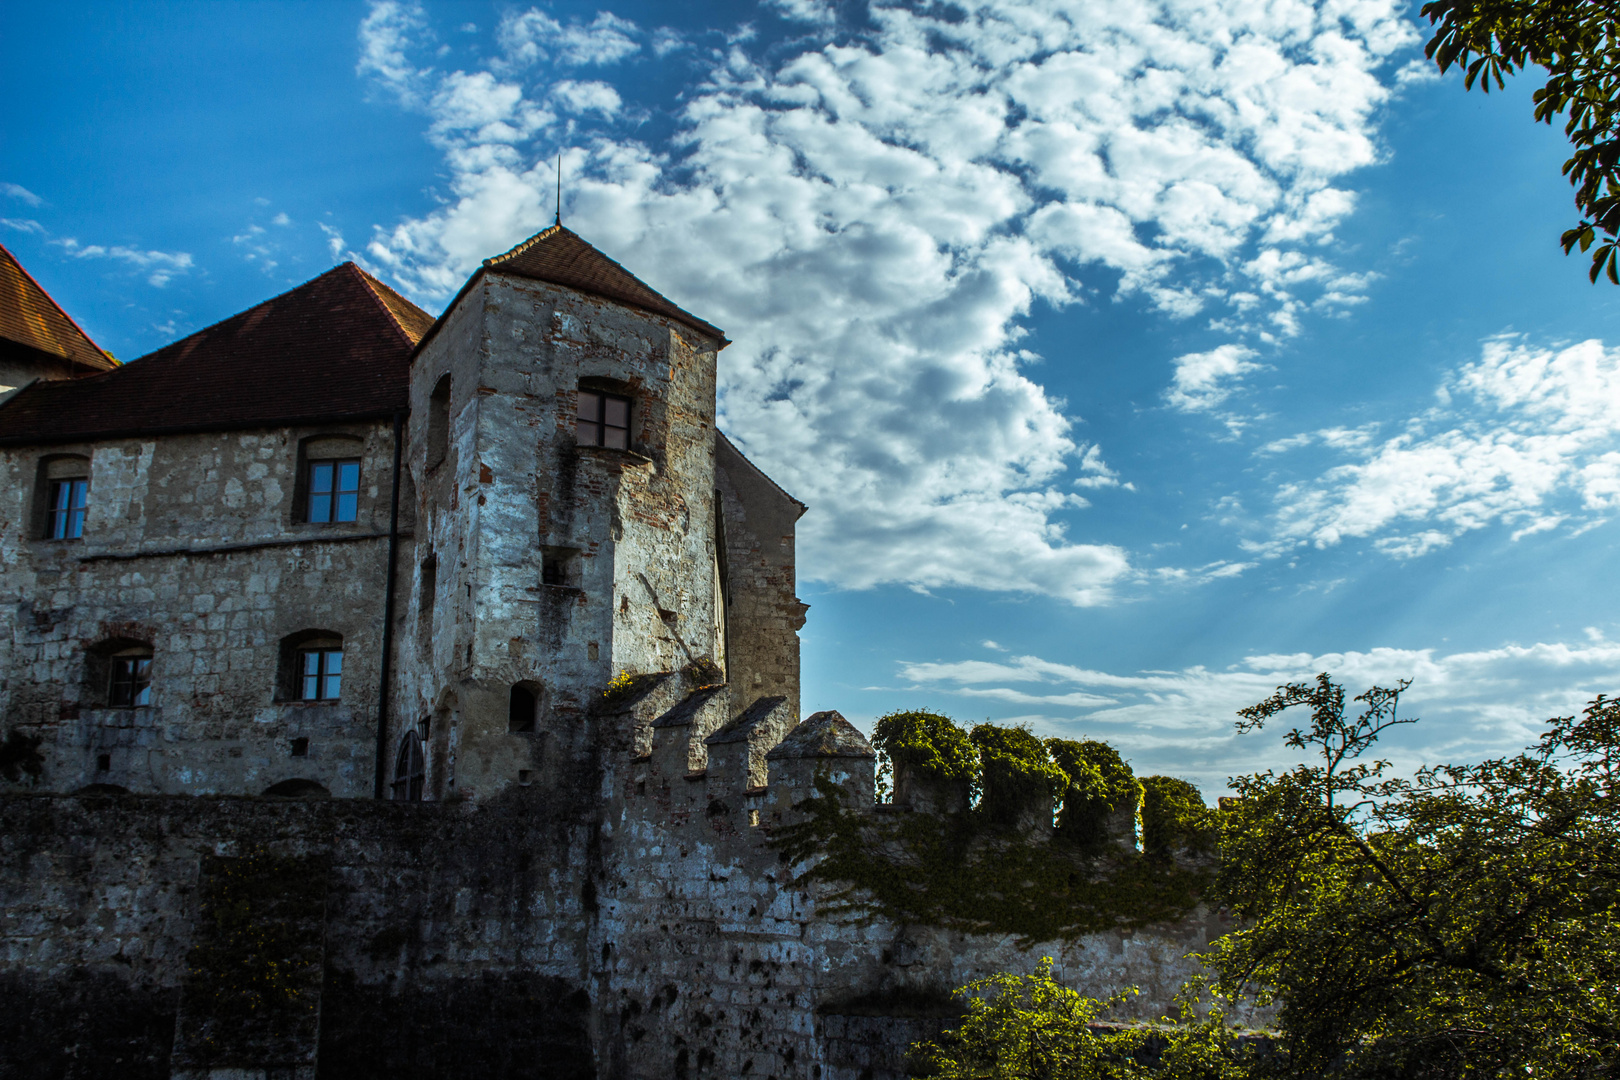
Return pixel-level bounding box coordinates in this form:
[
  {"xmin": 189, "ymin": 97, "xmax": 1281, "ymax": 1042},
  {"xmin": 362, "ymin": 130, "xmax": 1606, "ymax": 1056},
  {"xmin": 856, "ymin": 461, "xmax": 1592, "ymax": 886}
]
[
  {"xmin": 391, "ymin": 734, "xmax": 425, "ymax": 801},
  {"xmin": 84, "ymin": 637, "xmax": 154, "ymax": 708},
  {"xmin": 279, "ymin": 630, "xmax": 344, "ymax": 701},
  {"xmin": 263, "ymin": 778, "xmax": 330, "ymax": 799},
  {"xmin": 509, "ymin": 683, "xmax": 541, "ymax": 733},
  {"xmin": 426, "ymin": 373, "xmax": 451, "ymax": 469}
]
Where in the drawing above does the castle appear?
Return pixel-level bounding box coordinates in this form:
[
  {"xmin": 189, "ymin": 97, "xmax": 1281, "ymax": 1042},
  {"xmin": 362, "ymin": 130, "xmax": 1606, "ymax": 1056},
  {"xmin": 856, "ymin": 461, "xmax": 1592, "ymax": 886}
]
[{"xmin": 0, "ymin": 235, "xmax": 1223, "ymax": 1079}]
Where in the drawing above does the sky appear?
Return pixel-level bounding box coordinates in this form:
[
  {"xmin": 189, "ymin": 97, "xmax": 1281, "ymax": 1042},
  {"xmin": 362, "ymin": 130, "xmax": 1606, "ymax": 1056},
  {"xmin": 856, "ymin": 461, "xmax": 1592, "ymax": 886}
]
[{"xmin": 7, "ymin": 0, "xmax": 1620, "ymax": 794}]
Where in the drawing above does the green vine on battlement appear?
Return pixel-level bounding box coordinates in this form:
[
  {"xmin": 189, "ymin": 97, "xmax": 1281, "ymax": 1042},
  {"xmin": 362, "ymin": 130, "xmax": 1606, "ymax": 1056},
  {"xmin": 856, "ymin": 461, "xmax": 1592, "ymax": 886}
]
[{"xmin": 774, "ymin": 711, "xmax": 1219, "ymax": 946}]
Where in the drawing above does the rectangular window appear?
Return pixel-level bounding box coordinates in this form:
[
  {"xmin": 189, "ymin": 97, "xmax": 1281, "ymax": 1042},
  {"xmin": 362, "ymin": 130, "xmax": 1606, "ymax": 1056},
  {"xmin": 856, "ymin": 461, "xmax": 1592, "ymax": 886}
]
[
  {"xmin": 49, "ymin": 478, "xmax": 88, "ymax": 539},
  {"xmin": 307, "ymin": 460, "xmax": 360, "ymax": 523},
  {"xmin": 109, "ymin": 656, "xmax": 152, "ymax": 707},
  {"xmin": 299, "ymin": 648, "xmax": 343, "ymax": 700},
  {"xmin": 576, "ymin": 390, "xmax": 630, "ymax": 450}
]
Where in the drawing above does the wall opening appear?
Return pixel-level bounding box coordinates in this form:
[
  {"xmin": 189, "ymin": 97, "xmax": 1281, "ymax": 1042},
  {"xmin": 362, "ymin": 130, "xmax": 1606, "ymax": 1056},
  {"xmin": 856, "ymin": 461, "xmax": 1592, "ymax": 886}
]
[
  {"xmin": 418, "ymin": 556, "xmax": 437, "ymax": 662},
  {"xmin": 263, "ymin": 778, "xmax": 331, "ymax": 799},
  {"xmin": 427, "ymin": 373, "xmax": 451, "ymax": 470},
  {"xmin": 509, "ymin": 683, "xmax": 543, "ymax": 733}
]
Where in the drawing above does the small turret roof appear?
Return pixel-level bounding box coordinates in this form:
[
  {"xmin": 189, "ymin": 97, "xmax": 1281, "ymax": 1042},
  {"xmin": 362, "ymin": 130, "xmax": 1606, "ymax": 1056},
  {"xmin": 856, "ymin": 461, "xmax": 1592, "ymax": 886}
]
[
  {"xmin": 483, "ymin": 225, "xmax": 727, "ymax": 344},
  {"xmin": 765, "ymin": 711, "xmax": 875, "ymax": 760}
]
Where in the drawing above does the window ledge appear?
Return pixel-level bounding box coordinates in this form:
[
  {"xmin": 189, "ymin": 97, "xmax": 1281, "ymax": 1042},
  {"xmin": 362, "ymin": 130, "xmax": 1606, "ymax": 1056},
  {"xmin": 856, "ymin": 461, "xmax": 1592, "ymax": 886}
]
[{"xmin": 574, "ymin": 444, "xmax": 652, "ymax": 467}]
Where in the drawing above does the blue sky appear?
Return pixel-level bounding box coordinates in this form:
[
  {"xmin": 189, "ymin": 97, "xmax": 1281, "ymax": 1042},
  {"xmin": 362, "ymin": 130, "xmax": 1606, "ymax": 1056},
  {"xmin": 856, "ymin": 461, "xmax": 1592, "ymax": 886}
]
[{"xmin": 7, "ymin": 0, "xmax": 1620, "ymax": 792}]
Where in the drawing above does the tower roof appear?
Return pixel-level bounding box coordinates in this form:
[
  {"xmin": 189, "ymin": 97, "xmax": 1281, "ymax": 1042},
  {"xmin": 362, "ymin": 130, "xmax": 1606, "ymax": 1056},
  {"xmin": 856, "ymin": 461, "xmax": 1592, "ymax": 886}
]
[
  {"xmin": 482, "ymin": 225, "xmax": 727, "ymax": 344},
  {"xmin": 0, "ymin": 243, "xmax": 116, "ymax": 372},
  {"xmin": 0, "ymin": 263, "xmax": 431, "ymax": 445}
]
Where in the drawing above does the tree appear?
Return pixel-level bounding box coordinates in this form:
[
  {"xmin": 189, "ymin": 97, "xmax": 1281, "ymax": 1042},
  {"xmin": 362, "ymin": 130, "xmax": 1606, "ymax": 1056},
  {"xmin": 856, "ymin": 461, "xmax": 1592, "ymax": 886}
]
[
  {"xmin": 1423, "ymin": 0, "xmax": 1620, "ymax": 282},
  {"xmin": 912, "ymin": 676, "xmax": 1620, "ymax": 1077}
]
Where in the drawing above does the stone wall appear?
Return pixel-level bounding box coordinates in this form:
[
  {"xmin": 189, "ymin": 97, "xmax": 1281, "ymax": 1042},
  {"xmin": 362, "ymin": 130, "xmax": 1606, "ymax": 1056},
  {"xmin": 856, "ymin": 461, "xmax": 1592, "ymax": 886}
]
[
  {"xmin": 0, "ymin": 423, "xmax": 400, "ymax": 799},
  {"xmin": 0, "ymin": 700, "xmax": 1235, "ymax": 1080}
]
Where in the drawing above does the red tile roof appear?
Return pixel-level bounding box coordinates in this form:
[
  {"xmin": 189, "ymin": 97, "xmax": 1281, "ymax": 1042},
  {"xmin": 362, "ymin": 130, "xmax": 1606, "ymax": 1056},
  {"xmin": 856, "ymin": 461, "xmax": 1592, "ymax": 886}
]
[
  {"xmin": 0, "ymin": 243, "xmax": 116, "ymax": 372},
  {"xmin": 0, "ymin": 263, "xmax": 430, "ymax": 446},
  {"xmin": 481, "ymin": 225, "xmax": 727, "ymax": 344}
]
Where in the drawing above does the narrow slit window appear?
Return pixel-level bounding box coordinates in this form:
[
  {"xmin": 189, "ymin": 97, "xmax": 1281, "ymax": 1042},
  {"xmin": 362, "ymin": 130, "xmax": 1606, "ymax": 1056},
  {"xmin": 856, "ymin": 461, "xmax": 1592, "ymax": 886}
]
[
  {"xmin": 49, "ymin": 478, "xmax": 88, "ymax": 539},
  {"xmin": 108, "ymin": 654, "xmax": 152, "ymax": 707},
  {"xmin": 307, "ymin": 459, "xmax": 360, "ymax": 523},
  {"xmin": 576, "ymin": 390, "xmax": 631, "ymax": 449},
  {"xmin": 299, "ymin": 648, "xmax": 343, "ymax": 700}
]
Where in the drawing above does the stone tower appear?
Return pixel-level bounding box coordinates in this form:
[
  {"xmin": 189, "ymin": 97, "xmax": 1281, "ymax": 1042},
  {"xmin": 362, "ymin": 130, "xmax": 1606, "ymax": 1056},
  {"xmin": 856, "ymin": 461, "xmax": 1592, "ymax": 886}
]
[{"xmin": 395, "ymin": 225, "xmax": 804, "ymax": 803}]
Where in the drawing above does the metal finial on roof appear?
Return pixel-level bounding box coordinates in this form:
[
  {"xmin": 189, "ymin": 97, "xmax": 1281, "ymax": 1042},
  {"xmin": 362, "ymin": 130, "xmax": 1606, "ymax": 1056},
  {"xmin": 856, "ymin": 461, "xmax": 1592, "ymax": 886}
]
[{"xmin": 555, "ymin": 152, "xmax": 562, "ymax": 227}]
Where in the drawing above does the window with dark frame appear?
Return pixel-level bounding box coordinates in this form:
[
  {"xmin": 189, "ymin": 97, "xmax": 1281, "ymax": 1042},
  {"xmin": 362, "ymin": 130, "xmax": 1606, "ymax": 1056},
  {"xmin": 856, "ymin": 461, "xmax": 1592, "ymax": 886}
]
[
  {"xmin": 298, "ymin": 648, "xmax": 343, "ymax": 701},
  {"xmin": 306, "ymin": 459, "xmax": 360, "ymax": 523},
  {"xmin": 391, "ymin": 735, "xmax": 426, "ymax": 801},
  {"xmin": 48, "ymin": 478, "xmax": 88, "ymax": 539},
  {"xmin": 108, "ymin": 654, "xmax": 152, "ymax": 707},
  {"xmin": 576, "ymin": 390, "xmax": 630, "ymax": 449}
]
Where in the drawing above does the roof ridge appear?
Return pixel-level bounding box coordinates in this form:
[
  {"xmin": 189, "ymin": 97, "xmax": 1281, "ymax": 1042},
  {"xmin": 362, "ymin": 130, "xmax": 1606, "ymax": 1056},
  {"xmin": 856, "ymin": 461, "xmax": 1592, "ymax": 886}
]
[
  {"xmin": 138, "ymin": 263, "xmax": 350, "ymax": 361},
  {"xmin": 347, "ymin": 264, "xmax": 418, "ymax": 350},
  {"xmin": 484, "ymin": 224, "xmax": 565, "ymax": 267},
  {"xmin": 0, "ymin": 242, "xmax": 115, "ymax": 369}
]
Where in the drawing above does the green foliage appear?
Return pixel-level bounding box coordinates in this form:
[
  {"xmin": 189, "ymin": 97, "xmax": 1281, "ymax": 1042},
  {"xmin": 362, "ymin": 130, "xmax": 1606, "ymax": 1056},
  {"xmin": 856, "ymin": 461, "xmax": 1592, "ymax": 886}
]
[
  {"xmin": 1423, "ymin": 0, "xmax": 1620, "ymax": 282},
  {"xmin": 1207, "ymin": 675, "xmax": 1620, "ymax": 1078},
  {"xmin": 1140, "ymin": 776, "xmax": 1219, "ymax": 860},
  {"xmin": 774, "ymin": 713, "xmax": 1208, "ymax": 945},
  {"xmin": 1048, "ymin": 739, "xmax": 1144, "ymax": 853},
  {"xmin": 914, "ymin": 958, "xmax": 1257, "ymax": 1080},
  {"xmin": 971, "ymin": 724, "xmax": 1068, "ymax": 827},
  {"xmin": 872, "ymin": 709, "xmax": 980, "ymax": 802}
]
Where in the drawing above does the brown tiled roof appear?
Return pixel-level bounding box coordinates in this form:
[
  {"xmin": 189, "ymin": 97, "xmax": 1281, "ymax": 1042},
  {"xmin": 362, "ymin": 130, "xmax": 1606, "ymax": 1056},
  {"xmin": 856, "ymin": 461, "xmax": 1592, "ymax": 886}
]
[
  {"xmin": 483, "ymin": 225, "xmax": 727, "ymax": 343},
  {"xmin": 0, "ymin": 263, "xmax": 430, "ymax": 446},
  {"xmin": 0, "ymin": 243, "xmax": 115, "ymax": 371}
]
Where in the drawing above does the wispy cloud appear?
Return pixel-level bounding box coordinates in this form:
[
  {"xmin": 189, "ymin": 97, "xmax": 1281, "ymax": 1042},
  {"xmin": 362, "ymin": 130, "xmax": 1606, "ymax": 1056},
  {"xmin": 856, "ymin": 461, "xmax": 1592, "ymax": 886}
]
[
  {"xmin": 54, "ymin": 237, "xmax": 194, "ymax": 287},
  {"xmin": 1254, "ymin": 335, "xmax": 1620, "ymax": 558},
  {"xmin": 897, "ymin": 637, "xmax": 1620, "ymax": 793},
  {"xmin": 1, "ymin": 182, "xmax": 43, "ymax": 207}
]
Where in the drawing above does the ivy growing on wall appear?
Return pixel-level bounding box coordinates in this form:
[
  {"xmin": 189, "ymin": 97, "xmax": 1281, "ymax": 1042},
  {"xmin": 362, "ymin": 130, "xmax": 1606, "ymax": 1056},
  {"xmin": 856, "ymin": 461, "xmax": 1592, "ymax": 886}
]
[{"xmin": 774, "ymin": 711, "xmax": 1217, "ymax": 945}]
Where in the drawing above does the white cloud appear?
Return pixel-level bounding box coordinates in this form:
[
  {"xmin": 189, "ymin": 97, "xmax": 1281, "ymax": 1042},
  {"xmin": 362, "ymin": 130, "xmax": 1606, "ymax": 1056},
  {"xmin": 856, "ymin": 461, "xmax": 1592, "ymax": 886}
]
[
  {"xmin": 356, "ymin": 0, "xmax": 1417, "ymax": 605},
  {"xmin": 356, "ymin": 0, "xmax": 434, "ymax": 107},
  {"xmin": 53, "ymin": 237, "xmax": 194, "ymax": 287},
  {"xmin": 1261, "ymin": 336, "xmax": 1620, "ymax": 557},
  {"xmin": 897, "ymin": 638, "xmax": 1620, "ymax": 793},
  {"xmin": 767, "ymin": 0, "xmax": 838, "ymax": 25},
  {"xmin": 1167, "ymin": 344, "xmax": 1263, "ymax": 412},
  {"xmin": 1, "ymin": 182, "xmax": 42, "ymax": 207},
  {"xmin": 497, "ymin": 9, "xmax": 639, "ymax": 68},
  {"xmin": 550, "ymin": 79, "xmax": 622, "ymax": 117},
  {"xmin": 1, "ymin": 218, "xmax": 45, "ymax": 234}
]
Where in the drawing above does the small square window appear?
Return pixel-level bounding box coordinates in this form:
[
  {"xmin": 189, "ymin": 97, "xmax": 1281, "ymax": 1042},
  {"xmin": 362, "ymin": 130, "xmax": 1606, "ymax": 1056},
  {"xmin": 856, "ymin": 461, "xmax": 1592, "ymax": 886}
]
[
  {"xmin": 576, "ymin": 390, "xmax": 630, "ymax": 450},
  {"xmin": 96, "ymin": 753, "xmax": 111, "ymax": 773},
  {"xmin": 49, "ymin": 478, "xmax": 88, "ymax": 539},
  {"xmin": 307, "ymin": 459, "xmax": 360, "ymax": 523},
  {"xmin": 108, "ymin": 655, "xmax": 152, "ymax": 707},
  {"xmin": 299, "ymin": 648, "xmax": 343, "ymax": 701},
  {"xmin": 290, "ymin": 737, "xmax": 309, "ymax": 757}
]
